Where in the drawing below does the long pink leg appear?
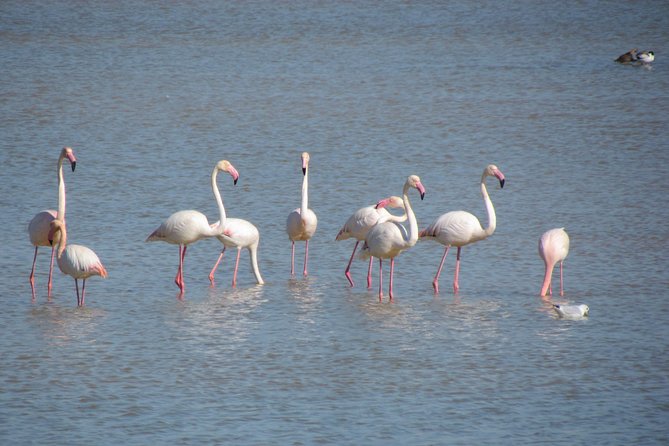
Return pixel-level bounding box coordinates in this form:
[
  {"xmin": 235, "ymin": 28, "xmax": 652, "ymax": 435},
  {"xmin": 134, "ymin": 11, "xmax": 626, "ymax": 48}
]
[
  {"xmin": 344, "ymin": 241, "xmax": 359, "ymax": 287},
  {"xmin": 432, "ymin": 246, "xmax": 451, "ymax": 294},
  {"xmin": 559, "ymin": 260, "xmax": 565, "ymax": 296},
  {"xmin": 378, "ymin": 258, "xmax": 383, "ymax": 302},
  {"xmin": 30, "ymin": 246, "xmax": 38, "ymax": 299},
  {"xmin": 74, "ymin": 279, "xmax": 81, "ymax": 306},
  {"xmin": 175, "ymin": 245, "xmax": 187, "ymax": 293},
  {"xmin": 453, "ymin": 247, "xmax": 462, "ymax": 294},
  {"xmin": 209, "ymin": 247, "xmax": 226, "ymax": 284},
  {"xmin": 80, "ymin": 279, "xmax": 87, "ymax": 307},
  {"xmin": 175, "ymin": 245, "xmax": 183, "ymax": 288},
  {"xmin": 303, "ymin": 240, "xmax": 309, "ymax": 276},
  {"xmin": 388, "ymin": 257, "xmax": 395, "ymax": 302},
  {"xmin": 47, "ymin": 246, "xmax": 56, "ymax": 297},
  {"xmin": 290, "ymin": 241, "xmax": 295, "ymax": 275},
  {"xmin": 232, "ymin": 248, "xmax": 241, "ymax": 287},
  {"xmin": 367, "ymin": 257, "xmax": 373, "ymax": 289},
  {"xmin": 180, "ymin": 245, "xmax": 187, "ymax": 293}
]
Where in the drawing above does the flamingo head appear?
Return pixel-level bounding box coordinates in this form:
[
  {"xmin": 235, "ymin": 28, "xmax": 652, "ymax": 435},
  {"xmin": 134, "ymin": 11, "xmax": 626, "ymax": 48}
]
[
  {"xmin": 485, "ymin": 164, "xmax": 505, "ymax": 188},
  {"xmin": 48, "ymin": 219, "xmax": 67, "ymax": 258},
  {"xmin": 216, "ymin": 160, "xmax": 239, "ymax": 185},
  {"xmin": 375, "ymin": 195, "xmax": 405, "ymax": 209},
  {"xmin": 301, "ymin": 152, "xmax": 310, "ymax": 175},
  {"xmin": 407, "ymin": 175, "xmax": 426, "ymax": 200},
  {"xmin": 62, "ymin": 147, "xmax": 77, "ymax": 172}
]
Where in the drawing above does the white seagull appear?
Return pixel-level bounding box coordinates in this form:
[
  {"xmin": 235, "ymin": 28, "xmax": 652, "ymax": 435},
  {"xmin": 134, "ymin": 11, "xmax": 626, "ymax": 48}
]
[{"xmin": 553, "ymin": 304, "xmax": 589, "ymax": 319}]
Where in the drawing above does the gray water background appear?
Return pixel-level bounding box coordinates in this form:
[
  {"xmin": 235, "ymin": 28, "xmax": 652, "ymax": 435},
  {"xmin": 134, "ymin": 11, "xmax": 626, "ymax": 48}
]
[{"xmin": 1, "ymin": 1, "xmax": 668, "ymax": 444}]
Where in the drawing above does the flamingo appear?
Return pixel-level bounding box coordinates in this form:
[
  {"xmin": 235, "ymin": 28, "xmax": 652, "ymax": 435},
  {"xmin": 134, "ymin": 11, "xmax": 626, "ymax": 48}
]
[
  {"xmin": 286, "ymin": 152, "xmax": 318, "ymax": 276},
  {"xmin": 28, "ymin": 147, "xmax": 77, "ymax": 298},
  {"xmin": 146, "ymin": 160, "xmax": 239, "ymax": 294},
  {"xmin": 539, "ymin": 227, "xmax": 570, "ymax": 297},
  {"xmin": 48, "ymin": 219, "xmax": 108, "ymax": 306},
  {"xmin": 208, "ymin": 218, "xmax": 264, "ymax": 287},
  {"xmin": 335, "ymin": 196, "xmax": 406, "ymax": 288},
  {"xmin": 359, "ymin": 175, "xmax": 426, "ymax": 302},
  {"xmin": 419, "ymin": 164, "xmax": 505, "ymax": 294}
]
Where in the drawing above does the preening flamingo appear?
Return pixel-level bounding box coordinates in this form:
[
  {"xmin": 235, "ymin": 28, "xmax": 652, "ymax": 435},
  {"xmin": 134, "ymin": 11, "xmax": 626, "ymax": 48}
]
[
  {"xmin": 419, "ymin": 164, "xmax": 505, "ymax": 294},
  {"xmin": 538, "ymin": 227, "xmax": 570, "ymax": 297},
  {"xmin": 48, "ymin": 219, "xmax": 108, "ymax": 307},
  {"xmin": 28, "ymin": 147, "xmax": 76, "ymax": 298},
  {"xmin": 209, "ymin": 218, "xmax": 264, "ymax": 287},
  {"xmin": 335, "ymin": 196, "xmax": 406, "ymax": 288},
  {"xmin": 286, "ymin": 152, "xmax": 318, "ymax": 276},
  {"xmin": 146, "ymin": 160, "xmax": 239, "ymax": 294},
  {"xmin": 360, "ymin": 175, "xmax": 425, "ymax": 302}
]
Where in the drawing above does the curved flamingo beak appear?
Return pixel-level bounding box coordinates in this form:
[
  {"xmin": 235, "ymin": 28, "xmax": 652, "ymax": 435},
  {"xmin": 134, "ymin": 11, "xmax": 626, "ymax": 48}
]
[
  {"xmin": 417, "ymin": 182, "xmax": 426, "ymax": 200},
  {"xmin": 228, "ymin": 166, "xmax": 239, "ymax": 185},
  {"xmin": 375, "ymin": 198, "xmax": 391, "ymax": 209},
  {"xmin": 302, "ymin": 156, "xmax": 308, "ymax": 175},
  {"xmin": 495, "ymin": 170, "xmax": 505, "ymax": 188},
  {"xmin": 66, "ymin": 152, "xmax": 77, "ymax": 172}
]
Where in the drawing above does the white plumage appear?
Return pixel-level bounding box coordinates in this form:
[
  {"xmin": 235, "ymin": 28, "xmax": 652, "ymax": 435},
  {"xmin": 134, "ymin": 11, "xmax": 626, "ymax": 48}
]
[
  {"xmin": 539, "ymin": 227, "xmax": 570, "ymax": 297},
  {"xmin": 335, "ymin": 196, "xmax": 406, "ymax": 288},
  {"xmin": 210, "ymin": 217, "xmax": 264, "ymax": 286},
  {"xmin": 553, "ymin": 304, "xmax": 589, "ymax": 319},
  {"xmin": 286, "ymin": 152, "xmax": 318, "ymax": 276},
  {"xmin": 360, "ymin": 175, "xmax": 425, "ymax": 302},
  {"xmin": 419, "ymin": 164, "xmax": 505, "ymax": 294},
  {"xmin": 28, "ymin": 147, "xmax": 77, "ymax": 298}
]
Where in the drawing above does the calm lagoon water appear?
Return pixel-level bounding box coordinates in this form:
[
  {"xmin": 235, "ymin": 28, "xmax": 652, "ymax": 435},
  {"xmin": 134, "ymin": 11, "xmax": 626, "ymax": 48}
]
[{"xmin": 1, "ymin": 1, "xmax": 668, "ymax": 444}]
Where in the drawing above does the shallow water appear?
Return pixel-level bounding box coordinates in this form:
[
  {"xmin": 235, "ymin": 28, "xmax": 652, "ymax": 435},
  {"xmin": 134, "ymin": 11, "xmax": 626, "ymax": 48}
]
[{"xmin": 2, "ymin": 0, "xmax": 669, "ymax": 444}]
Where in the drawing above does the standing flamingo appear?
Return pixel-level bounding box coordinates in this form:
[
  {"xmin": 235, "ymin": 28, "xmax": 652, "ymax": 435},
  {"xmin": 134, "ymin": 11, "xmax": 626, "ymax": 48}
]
[
  {"xmin": 209, "ymin": 217, "xmax": 264, "ymax": 287},
  {"xmin": 146, "ymin": 160, "xmax": 239, "ymax": 294},
  {"xmin": 539, "ymin": 227, "xmax": 570, "ymax": 297},
  {"xmin": 49, "ymin": 219, "xmax": 108, "ymax": 306},
  {"xmin": 28, "ymin": 147, "xmax": 77, "ymax": 298},
  {"xmin": 286, "ymin": 152, "xmax": 318, "ymax": 276},
  {"xmin": 419, "ymin": 164, "xmax": 505, "ymax": 294},
  {"xmin": 335, "ymin": 196, "xmax": 406, "ymax": 288},
  {"xmin": 359, "ymin": 175, "xmax": 426, "ymax": 302}
]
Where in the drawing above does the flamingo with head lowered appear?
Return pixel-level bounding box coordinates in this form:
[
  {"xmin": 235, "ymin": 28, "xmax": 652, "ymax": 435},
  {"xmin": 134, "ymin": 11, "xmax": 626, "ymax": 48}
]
[
  {"xmin": 336, "ymin": 196, "xmax": 406, "ymax": 288},
  {"xmin": 209, "ymin": 214, "xmax": 264, "ymax": 287},
  {"xmin": 419, "ymin": 164, "xmax": 505, "ymax": 294},
  {"xmin": 49, "ymin": 218, "xmax": 108, "ymax": 307},
  {"xmin": 146, "ymin": 160, "xmax": 239, "ymax": 295},
  {"xmin": 28, "ymin": 147, "xmax": 77, "ymax": 299},
  {"xmin": 360, "ymin": 175, "xmax": 425, "ymax": 302},
  {"xmin": 286, "ymin": 152, "xmax": 318, "ymax": 276},
  {"xmin": 539, "ymin": 227, "xmax": 570, "ymax": 297}
]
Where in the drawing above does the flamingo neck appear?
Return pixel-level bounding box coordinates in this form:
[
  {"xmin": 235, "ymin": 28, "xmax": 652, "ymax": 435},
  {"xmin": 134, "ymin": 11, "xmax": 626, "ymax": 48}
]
[
  {"xmin": 249, "ymin": 243, "xmax": 264, "ymax": 285},
  {"xmin": 56, "ymin": 152, "xmax": 67, "ymax": 220},
  {"xmin": 402, "ymin": 182, "xmax": 418, "ymax": 247},
  {"xmin": 481, "ymin": 178, "xmax": 497, "ymax": 238},
  {"xmin": 540, "ymin": 263, "xmax": 554, "ymax": 297},
  {"xmin": 211, "ymin": 168, "xmax": 227, "ymax": 235},
  {"xmin": 377, "ymin": 208, "xmax": 408, "ymax": 225},
  {"xmin": 301, "ymin": 168, "xmax": 309, "ymax": 215}
]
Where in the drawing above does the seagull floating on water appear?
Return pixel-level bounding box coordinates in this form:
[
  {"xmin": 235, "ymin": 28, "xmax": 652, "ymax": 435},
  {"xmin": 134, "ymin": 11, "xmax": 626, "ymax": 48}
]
[{"xmin": 553, "ymin": 304, "xmax": 589, "ymax": 319}]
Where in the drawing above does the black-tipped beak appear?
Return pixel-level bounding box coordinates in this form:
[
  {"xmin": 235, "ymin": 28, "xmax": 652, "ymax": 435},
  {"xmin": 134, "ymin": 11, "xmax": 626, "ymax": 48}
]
[
  {"xmin": 499, "ymin": 178, "xmax": 505, "ymax": 188},
  {"xmin": 48, "ymin": 238, "xmax": 53, "ymax": 246},
  {"xmin": 420, "ymin": 192, "xmax": 425, "ymax": 200},
  {"xmin": 302, "ymin": 167, "xmax": 306, "ymax": 175},
  {"xmin": 71, "ymin": 161, "xmax": 76, "ymax": 172},
  {"xmin": 233, "ymin": 177, "xmax": 238, "ymax": 185}
]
